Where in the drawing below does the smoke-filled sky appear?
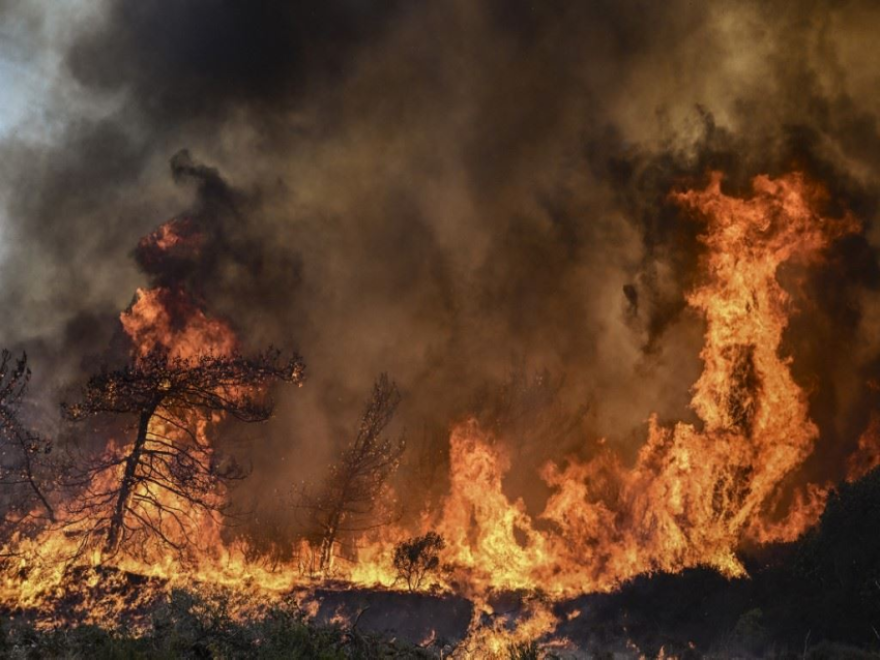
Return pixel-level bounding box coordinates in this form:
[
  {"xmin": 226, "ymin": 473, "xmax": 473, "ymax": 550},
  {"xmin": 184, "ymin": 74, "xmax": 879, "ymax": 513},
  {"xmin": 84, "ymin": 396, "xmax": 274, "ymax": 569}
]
[{"xmin": 2, "ymin": 0, "xmax": 880, "ymax": 516}]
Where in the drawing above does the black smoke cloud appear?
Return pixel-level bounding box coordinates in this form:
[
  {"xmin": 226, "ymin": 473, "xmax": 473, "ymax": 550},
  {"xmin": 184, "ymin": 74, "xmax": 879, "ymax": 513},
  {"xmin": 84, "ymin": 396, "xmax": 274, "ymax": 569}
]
[
  {"xmin": 67, "ymin": 0, "xmax": 411, "ymax": 121},
  {"xmin": 1, "ymin": 0, "xmax": 880, "ymax": 523}
]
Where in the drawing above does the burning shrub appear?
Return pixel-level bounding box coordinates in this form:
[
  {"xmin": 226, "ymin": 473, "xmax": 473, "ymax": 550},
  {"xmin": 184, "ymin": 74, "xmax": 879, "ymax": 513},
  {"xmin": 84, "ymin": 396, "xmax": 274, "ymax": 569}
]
[{"xmin": 392, "ymin": 532, "xmax": 446, "ymax": 592}]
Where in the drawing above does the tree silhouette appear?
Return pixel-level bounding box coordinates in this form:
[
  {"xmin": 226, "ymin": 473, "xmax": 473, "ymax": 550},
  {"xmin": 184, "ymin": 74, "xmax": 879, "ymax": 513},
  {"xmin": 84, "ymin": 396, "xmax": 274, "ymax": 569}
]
[
  {"xmin": 0, "ymin": 350, "xmax": 54, "ymax": 529},
  {"xmin": 393, "ymin": 532, "xmax": 445, "ymax": 592},
  {"xmin": 300, "ymin": 374, "xmax": 404, "ymax": 572},
  {"xmin": 63, "ymin": 348, "xmax": 304, "ymax": 557}
]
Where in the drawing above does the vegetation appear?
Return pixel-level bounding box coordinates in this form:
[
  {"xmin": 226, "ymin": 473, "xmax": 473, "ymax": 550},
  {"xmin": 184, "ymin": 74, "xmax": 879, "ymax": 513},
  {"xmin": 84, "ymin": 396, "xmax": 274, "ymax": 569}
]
[
  {"xmin": 5, "ymin": 352, "xmax": 880, "ymax": 658},
  {"xmin": 0, "ymin": 588, "xmax": 432, "ymax": 659},
  {"xmin": 557, "ymin": 465, "xmax": 880, "ymax": 658},
  {"xmin": 299, "ymin": 375, "xmax": 405, "ymax": 572},
  {"xmin": 0, "ymin": 350, "xmax": 55, "ymax": 530},
  {"xmin": 62, "ymin": 348, "xmax": 304, "ymax": 557},
  {"xmin": 392, "ymin": 532, "xmax": 446, "ymax": 592},
  {"xmin": 10, "ymin": 467, "xmax": 880, "ymax": 657},
  {"xmin": 506, "ymin": 641, "xmax": 543, "ymax": 660}
]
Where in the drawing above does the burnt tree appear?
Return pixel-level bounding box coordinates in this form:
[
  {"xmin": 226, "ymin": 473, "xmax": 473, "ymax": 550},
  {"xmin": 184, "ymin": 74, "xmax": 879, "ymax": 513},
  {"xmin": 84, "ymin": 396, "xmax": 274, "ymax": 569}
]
[
  {"xmin": 0, "ymin": 350, "xmax": 54, "ymax": 528},
  {"xmin": 63, "ymin": 348, "xmax": 304, "ymax": 557},
  {"xmin": 301, "ymin": 374, "xmax": 404, "ymax": 572}
]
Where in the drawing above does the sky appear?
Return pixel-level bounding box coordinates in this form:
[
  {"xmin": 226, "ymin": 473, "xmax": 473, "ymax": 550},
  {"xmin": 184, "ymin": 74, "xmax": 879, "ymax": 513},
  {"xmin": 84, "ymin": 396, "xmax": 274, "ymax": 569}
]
[
  {"xmin": 0, "ymin": 0, "xmax": 104, "ymax": 266},
  {"xmin": 0, "ymin": 1, "xmax": 81, "ymax": 138}
]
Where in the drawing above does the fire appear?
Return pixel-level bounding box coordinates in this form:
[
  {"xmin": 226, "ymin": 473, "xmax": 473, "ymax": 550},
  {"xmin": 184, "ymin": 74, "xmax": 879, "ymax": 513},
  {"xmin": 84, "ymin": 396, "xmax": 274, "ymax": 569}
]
[
  {"xmin": 137, "ymin": 217, "xmax": 204, "ymax": 260},
  {"xmin": 435, "ymin": 422, "xmax": 552, "ymax": 593},
  {"xmin": 121, "ymin": 286, "xmax": 238, "ymax": 361},
  {"xmin": 366, "ymin": 172, "xmax": 861, "ymax": 599},
  {"xmin": 0, "ymin": 218, "xmax": 305, "ymax": 627},
  {"xmin": 846, "ymin": 411, "xmax": 880, "ymax": 481},
  {"xmin": 0, "ymin": 173, "xmax": 873, "ymax": 657}
]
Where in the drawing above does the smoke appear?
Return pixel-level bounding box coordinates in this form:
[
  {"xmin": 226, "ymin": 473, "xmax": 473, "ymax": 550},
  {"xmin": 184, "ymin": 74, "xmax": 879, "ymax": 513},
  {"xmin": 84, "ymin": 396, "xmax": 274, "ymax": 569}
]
[{"xmin": 1, "ymin": 0, "xmax": 879, "ymax": 525}]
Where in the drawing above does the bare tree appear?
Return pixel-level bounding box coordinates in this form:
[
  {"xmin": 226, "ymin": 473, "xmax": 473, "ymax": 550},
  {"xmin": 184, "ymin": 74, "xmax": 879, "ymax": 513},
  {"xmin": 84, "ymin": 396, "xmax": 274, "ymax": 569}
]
[
  {"xmin": 62, "ymin": 348, "xmax": 304, "ymax": 557},
  {"xmin": 300, "ymin": 374, "xmax": 405, "ymax": 572},
  {"xmin": 0, "ymin": 350, "xmax": 54, "ymax": 529}
]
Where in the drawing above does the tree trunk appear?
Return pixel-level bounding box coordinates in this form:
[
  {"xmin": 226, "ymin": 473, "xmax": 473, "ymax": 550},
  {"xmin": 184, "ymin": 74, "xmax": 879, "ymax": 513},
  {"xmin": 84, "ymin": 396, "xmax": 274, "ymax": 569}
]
[
  {"xmin": 104, "ymin": 400, "xmax": 158, "ymax": 555},
  {"xmin": 319, "ymin": 511, "xmax": 340, "ymax": 572}
]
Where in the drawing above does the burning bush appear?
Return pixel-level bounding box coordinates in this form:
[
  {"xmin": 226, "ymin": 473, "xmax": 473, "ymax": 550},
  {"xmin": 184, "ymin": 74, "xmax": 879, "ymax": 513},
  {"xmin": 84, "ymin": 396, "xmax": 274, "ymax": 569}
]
[{"xmin": 392, "ymin": 532, "xmax": 446, "ymax": 592}]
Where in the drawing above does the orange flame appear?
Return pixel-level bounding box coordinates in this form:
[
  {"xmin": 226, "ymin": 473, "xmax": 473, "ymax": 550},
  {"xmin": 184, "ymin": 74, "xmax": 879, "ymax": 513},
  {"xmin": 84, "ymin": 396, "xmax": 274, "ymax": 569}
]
[
  {"xmin": 355, "ymin": 172, "xmax": 861, "ymax": 600},
  {"xmin": 121, "ymin": 287, "xmax": 238, "ymax": 361},
  {"xmin": 846, "ymin": 412, "xmax": 880, "ymax": 482}
]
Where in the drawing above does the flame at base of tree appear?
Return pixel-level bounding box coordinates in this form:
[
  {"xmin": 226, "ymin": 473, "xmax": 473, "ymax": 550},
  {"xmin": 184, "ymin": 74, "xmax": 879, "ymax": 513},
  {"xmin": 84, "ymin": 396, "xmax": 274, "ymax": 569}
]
[{"xmin": 0, "ymin": 234, "xmax": 310, "ymax": 630}]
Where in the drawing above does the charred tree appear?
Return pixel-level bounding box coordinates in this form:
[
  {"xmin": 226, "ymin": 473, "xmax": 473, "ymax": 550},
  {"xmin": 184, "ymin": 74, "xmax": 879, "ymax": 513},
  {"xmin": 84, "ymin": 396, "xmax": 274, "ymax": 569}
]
[
  {"xmin": 0, "ymin": 350, "xmax": 55, "ymax": 529},
  {"xmin": 62, "ymin": 348, "xmax": 304, "ymax": 558},
  {"xmin": 301, "ymin": 374, "xmax": 404, "ymax": 572}
]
